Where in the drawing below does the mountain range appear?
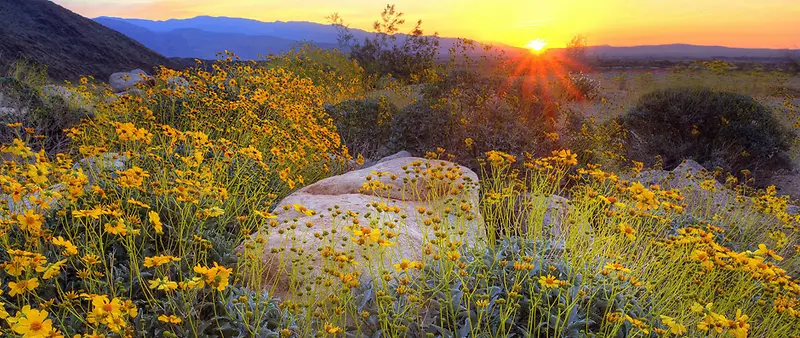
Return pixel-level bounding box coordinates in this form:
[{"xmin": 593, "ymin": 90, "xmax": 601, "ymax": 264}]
[
  {"xmin": 96, "ymin": 16, "xmax": 798, "ymax": 62},
  {"xmin": 93, "ymin": 16, "xmax": 522, "ymax": 60}
]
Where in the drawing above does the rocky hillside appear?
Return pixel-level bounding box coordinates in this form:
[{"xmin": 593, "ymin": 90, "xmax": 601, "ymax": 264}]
[{"xmin": 0, "ymin": 0, "xmax": 175, "ymax": 81}]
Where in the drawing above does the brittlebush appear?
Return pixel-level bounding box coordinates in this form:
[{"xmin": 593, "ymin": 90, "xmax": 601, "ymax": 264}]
[{"xmin": 0, "ymin": 52, "xmax": 798, "ymax": 338}]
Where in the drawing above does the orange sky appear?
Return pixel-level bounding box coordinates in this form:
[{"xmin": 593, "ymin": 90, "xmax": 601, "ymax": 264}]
[{"xmin": 55, "ymin": 0, "xmax": 800, "ymax": 49}]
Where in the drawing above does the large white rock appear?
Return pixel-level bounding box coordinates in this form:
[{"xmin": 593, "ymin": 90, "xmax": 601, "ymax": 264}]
[
  {"xmin": 240, "ymin": 157, "xmax": 485, "ymax": 298},
  {"xmin": 109, "ymin": 69, "xmax": 152, "ymax": 93}
]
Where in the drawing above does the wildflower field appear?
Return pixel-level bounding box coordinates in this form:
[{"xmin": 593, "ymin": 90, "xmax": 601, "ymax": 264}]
[{"xmin": 0, "ymin": 44, "xmax": 799, "ymax": 338}]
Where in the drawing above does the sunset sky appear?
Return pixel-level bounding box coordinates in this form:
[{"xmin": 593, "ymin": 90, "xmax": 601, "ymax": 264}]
[{"xmin": 54, "ymin": 0, "xmax": 800, "ymax": 49}]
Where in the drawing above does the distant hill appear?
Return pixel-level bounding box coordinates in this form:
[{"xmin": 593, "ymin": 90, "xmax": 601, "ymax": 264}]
[
  {"xmin": 96, "ymin": 15, "xmax": 374, "ymax": 43},
  {"xmin": 95, "ymin": 17, "xmax": 339, "ymax": 59},
  {"xmin": 546, "ymin": 44, "xmax": 797, "ymax": 61},
  {"xmin": 0, "ymin": 0, "xmax": 175, "ymax": 81}
]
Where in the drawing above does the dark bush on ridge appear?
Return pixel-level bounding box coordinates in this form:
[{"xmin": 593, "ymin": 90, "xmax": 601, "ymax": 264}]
[
  {"xmin": 325, "ymin": 97, "xmax": 398, "ymax": 159},
  {"xmin": 391, "ymin": 70, "xmax": 556, "ymax": 165},
  {"xmin": 328, "ymin": 70, "xmax": 559, "ymax": 166},
  {"xmin": 621, "ymin": 87, "xmax": 792, "ymax": 176}
]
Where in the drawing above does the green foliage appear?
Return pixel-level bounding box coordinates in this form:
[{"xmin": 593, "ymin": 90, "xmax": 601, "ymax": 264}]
[
  {"xmin": 389, "ymin": 70, "xmax": 555, "ymax": 164},
  {"xmin": 327, "ymin": 70, "xmax": 561, "ymax": 164},
  {"xmin": 561, "ymin": 108, "xmax": 627, "ymax": 168},
  {"xmin": 4, "ymin": 58, "xmax": 48, "ymax": 90},
  {"xmin": 352, "ymin": 237, "xmax": 661, "ymax": 337},
  {"xmin": 620, "ymin": 87, "xmax": 793, "ymax": 176},
  {"xmin": 324, "ymin": 96, "xmax": 398, "ymax": 158}
]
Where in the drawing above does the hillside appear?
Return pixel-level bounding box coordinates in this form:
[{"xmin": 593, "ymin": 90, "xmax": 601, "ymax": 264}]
[
  {"xmin": 0, "ymin": 0, "xmax": 175, "ymax": 81},
  {"xmin": 95, "ymin": 16, "xmax": 525, "ymax": 61}
]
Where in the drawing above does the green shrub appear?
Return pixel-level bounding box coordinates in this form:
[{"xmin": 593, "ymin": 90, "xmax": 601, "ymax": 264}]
[
  {"xmin": 326, "ymin": 70, "xmax": 559, "ymax": 165},
  {"xmin": 561, "ymin": 107, "xmax": 628, "ymax": 169},
  {"xmin": 352, "ymin": 238, "xmax": 662, "ymax": 337},
  {"xmin": 325, "ymin": 97, "xmax": 398, "ymax": 158},
  {"xmin": 620, "ymin": 87, "xmax": 793, "ymax": 176},
  {"xmin": 388, "ymin": 70, "xmax": 555, "ymax": 165},
  {"xmin": 330, "ymin": 5, "xmax": 440, "ymax": 84}
]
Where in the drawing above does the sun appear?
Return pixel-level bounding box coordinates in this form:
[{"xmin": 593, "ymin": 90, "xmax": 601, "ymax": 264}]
[{"xmin": 526, "ymin": 38, "xmax": 548, "ymax": 53}]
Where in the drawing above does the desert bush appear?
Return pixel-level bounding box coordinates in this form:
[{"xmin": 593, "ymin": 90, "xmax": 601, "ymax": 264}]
[
  {"xmin": 3, "ymin": 58, "xmax": 48, "ymax": 90},
  {"xmin": 561, "ymin": 107, "xmax": 627, "ymax": 169},
  {"xmin": 330, "ymin": 5, "xmax": 440, "ymax": 84},
  {"xmin": 388, "ymin": 70, "xmax": 556, "ymax": 165},
  {"xmin": 621, "ymin": 87, "xmax": 793, "ymax": 176},
  {"xmin": 324, "ymin": 96, "xmax": 398, "ymax": 158},
  {"xmin": 563, "ymin": 71, "xmax": 600, "ymax": 101},
  {"xmin": 126, "ymin": 54, "xmax": 348, "ymax": 188}
]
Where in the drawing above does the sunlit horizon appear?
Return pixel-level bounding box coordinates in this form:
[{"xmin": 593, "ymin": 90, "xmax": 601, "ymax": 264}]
[{"xmin": 53, "ymin": 0, "xmax": 800, "ymax": 49}]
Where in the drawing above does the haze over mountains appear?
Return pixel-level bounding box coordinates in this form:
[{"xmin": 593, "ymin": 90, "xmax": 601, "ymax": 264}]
[
  {"xmin": 95, "ymin": 16, "xmax": 797, "ymax": 62},
  {"xmin": 94, "ymin": 17, "xmax": 340, "ymax": 60},
  {"xmin": 94, "ymin": 16, "xmax": 521, "ymax": 60}
]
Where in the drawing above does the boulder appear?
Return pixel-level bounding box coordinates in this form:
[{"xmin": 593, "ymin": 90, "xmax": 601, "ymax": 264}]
[
  {"xmin": 109, "ymin": 69, "xmax": 152, "ymax": 93},
  {"xmin": 376, "ymin": 150, "xmax": 411, "ymax": 164},
  {"xmin": 241, "ymin": 157, "xmax": 485, "ymax": 298},
  {"xmin": 526, "ymin": 194, "xmax": 570, "ymax": 238},
  {"xmin": 167, "ymin": 76, "xmax": 189, "ymax": 88}
]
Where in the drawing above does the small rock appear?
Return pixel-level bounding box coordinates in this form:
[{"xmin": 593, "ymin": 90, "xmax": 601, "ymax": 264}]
[
  {"xmin": 167, "ymin": 76, "xmax": 189, "ymax": 88},
  {"xmin": 42, "ymin": 85, "xmax": 93, "ymax": 111},
  {"xmin": 109, "ymin": 69, "xmax": 152, "ymax": 93}
]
